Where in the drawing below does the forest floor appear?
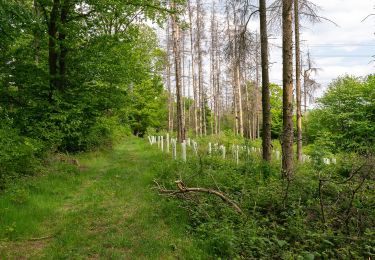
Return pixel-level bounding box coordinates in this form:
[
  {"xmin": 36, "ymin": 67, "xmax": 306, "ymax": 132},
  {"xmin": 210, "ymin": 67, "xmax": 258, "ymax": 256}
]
[{"xmin": 0, "ymin": 138, "xmax": 206, "ymax": 259}]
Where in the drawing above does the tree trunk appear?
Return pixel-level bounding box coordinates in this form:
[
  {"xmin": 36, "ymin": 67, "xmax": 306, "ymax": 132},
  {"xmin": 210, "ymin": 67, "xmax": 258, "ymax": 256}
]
[
  {"xmin": 196, "ymin": 0, "xmax": 204, "ymax": 136},
  {"xmin": 282, "ymin": 0, "xmax": 294, "ymax": 178},
  {"xmin": 259, "ymin": 0, "xmax": 272, "ymax": 161},
  {"xmin": 244, "ymin": 76, "xmax": 251, "ymax": 139},
  {"xmin": 254, "ymin": 34, "xmax": 260, "ymax": 140},
  {"xmin": 303, "ymin": 69, "xmax": 308, "ymax": 113},
  {"xmin": 294, "ymin": 0, "xmax": 303, "ymax": 162},
  {"xmin": 187, "ymin": 0, "xmax": 198, "ymax": 137},
  {"xmin": 181, "ymin": 30, "xmax": 186, "ymax": 135},
  {"xmin": 236, "ymin": 62, "xmax": 244, "ymax": 137},
  {"xmin": 166, "ymin": 20, "xmax": 173, "ymax": 133},
  {"xmin": 233, "ymin": 10, "xmax": 244, "ymax": 137},
  {"xmin": 215, "ymin": 29, "xmax": 221, "ymax": 135},
  {"xmin": 171, "ymin": 1, "xmax": 185, "ymax": 142}
]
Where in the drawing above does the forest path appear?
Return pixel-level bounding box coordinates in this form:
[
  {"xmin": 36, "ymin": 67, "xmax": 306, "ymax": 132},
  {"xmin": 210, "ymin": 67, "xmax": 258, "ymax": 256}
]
[{"xmin": 0, "ymin": 138, "xmax": 204, "ymax": 259}]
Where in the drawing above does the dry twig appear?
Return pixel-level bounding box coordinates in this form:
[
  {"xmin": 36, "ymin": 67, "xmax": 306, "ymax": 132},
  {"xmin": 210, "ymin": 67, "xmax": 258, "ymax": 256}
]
[{"xmin": 154, "ymin": 180, "xmax": 242, "ymax": 214}]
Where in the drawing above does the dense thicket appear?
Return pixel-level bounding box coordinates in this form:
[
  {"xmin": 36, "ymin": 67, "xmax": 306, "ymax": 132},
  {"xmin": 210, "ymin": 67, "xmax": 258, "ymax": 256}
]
[
  {"xmin": 0, "ymin": 0, "xmax": 168, "ymax": 185},
  {"xmin": 306, "ymin": 75, "xmax": 375, "ymax": 155}
]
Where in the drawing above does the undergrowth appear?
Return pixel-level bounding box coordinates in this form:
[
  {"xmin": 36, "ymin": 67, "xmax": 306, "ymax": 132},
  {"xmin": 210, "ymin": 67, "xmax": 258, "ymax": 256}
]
[{"xmin": 154, "ymin": 144, "xmax": 375, "ymax": 259}]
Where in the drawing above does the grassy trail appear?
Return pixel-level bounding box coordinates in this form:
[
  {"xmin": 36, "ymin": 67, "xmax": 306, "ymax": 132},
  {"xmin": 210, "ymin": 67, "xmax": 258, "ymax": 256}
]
[{"xmin": 0, "ymin": 138, "xmax": 205, "ymax": 259}]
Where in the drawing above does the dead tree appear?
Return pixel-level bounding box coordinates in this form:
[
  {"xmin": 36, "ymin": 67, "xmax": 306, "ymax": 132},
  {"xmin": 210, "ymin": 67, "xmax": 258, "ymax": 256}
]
[
  {"xmin": 166, "ymin": 19, "xmax": 174, "ymax": 133},
  {"xmin": 303, "ymin": 50, "xmax": 321, "ymax": 113},
  {"xmin": 294, "ymin": 0, "xmax": 303, "ymax": 162},
  {"xmin": 196, "ymin": 0, "xmax": 205, "ymax": 136},
  {"xmin": 187, "ymin": 0, "xmax": 199, "ymax": 136},
  {"xmin": 171, "ymin": 0, "xmax": 185, "ymax": 142},
  {"xmin": 259, "ymin": 0, "xmax": 272, "ymax": 161},
  {"xmin": 282, "ymin": 0, "xmax": 294, "ymax": 178}
]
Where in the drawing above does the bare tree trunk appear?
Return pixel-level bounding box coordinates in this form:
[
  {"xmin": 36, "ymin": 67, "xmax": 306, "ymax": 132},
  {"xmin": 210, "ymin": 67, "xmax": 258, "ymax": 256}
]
[
  {"xmin": 216, "ymin": 29, "xmax": 221, "ymax": 135},
  {"xmin": 294, "ymin": 0, "xmax": 303, "ymax": 162},
  {"xmin": 171, "ymin": 94, "xmax": 175, "ymax": 132},
  {"xmin": 210, "ymin": 3, "xmax": 217, "ymax": 135},
  {"xmin": 166, "ymin": 20, "xmax": 173, "ymax": 133},
  {"xmin": 259, "ymin": 0, "xmax": 272, "ymax": 161},
  {"xmin": 244, "ymin": 76, "xmax": 251, "ymax": 139},
  {"xmin": 303, "ymin": 69, "xmax": 308, "ymax": 113},
  {"xmin": 233, "ymin": 10, "xmax": 244, "ymax": 137},
  {"xmin": 225, "ymin": 6, "xmax": 238, "ymax": 135},
  {"xmin": 282, "ymin": 0, "xmax": 294, "ymax": 178},
  {"xmin": 236, "ymin": 63, "xmax": 244, "ymax": 137},
  {"xmin": 182, "ymin": 30, "xmax": 187, "ymax": 135},
  {"xmin": 254, "ymin": 33, "xmax": 260, "ymax": 140},
  {"xmin": 187, "ymin": 0, "xmax": 199, "ymax": 137},
  {"xmin": 202, "ymin": 95, "xmax": 207, "ymax": 135},
  {"xmin": 196, "ymin": 0, "xmax": 204, "ymax": 136},
  {"xmin": 257, "ymin": 112, "xmax": 260, "ymax": 139},
  {"xmin": 171, "ymin": 1, "xmax": 185, "ymax": 142},
  {"xmin": 187, "ymin": 59, "xmax": 191, "ymax": 130}
]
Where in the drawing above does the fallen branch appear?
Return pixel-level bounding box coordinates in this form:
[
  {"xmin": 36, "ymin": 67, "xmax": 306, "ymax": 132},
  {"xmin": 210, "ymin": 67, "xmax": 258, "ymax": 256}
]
[{"xmin": 154, "ymin": 180, "xmax": 242, "ymax": 214}]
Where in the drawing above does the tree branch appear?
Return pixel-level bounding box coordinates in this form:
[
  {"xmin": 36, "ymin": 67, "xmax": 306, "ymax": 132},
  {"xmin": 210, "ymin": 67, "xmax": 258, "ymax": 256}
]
[{"xmin": 154, "ymin": 180, "xmax": 243, "ymax": 214}]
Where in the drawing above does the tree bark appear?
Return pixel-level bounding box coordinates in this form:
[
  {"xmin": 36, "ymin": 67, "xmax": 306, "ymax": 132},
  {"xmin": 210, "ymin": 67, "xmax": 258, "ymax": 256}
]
[
  {"xmin": 181, "ymin": 31, "xmax": 187, "ymax": 135},
  {"xmin": 196, "ymin": 0, "xmax": 204, "ymax": 136},
  {"xmin": 303, "ymin": 69, "xmax": 308, "ymax": 113},
  {"xmin": 233, "ymin": 11, "xmax": 243, "ymax": 137},
  {"xmin": 166, "ymin": 19, "xmax": 173, "ymax": 133},
  {"xmin": 282, "ymin": 0, "xmax": 294, "ymax": 178},
  {"xmin": 294, "ymin": 0, "xmax": 303, "ymax": 162},
  {"xmin": 236, "ymin": 62, "xmax": 244, "ymax": 137},
  {"xmin": 187, "ymin": 0, "xmax": 198, "ymax": 137},
  {"xmin": 259, "ymin": 0, "xmax": 272, "ymax": 161},
  {"xmin": 254, "ymin": 34, "xmax": 260, "ymax": 140},
  {"xmin": 210, "ymin": 4, "xmax": 217, "ymax": 135},
  {"xmin": 171, "ymin": 1, "xmax": 185, "ymax": 142}
]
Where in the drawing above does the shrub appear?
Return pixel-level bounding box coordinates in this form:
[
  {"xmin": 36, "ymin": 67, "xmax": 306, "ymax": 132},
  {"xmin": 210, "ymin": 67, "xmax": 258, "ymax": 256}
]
[{"xmin": 0, "ymin": 124, "xmax": 42, "ymax": 188}]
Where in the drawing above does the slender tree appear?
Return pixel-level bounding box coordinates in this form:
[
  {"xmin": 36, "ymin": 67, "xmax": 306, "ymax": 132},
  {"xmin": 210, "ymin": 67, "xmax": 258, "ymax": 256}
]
[
  {"xmin": 303, "ymin": 50, "xmax": 320, "ymax": 112},
  {"xmin": 282, "ymin": 0, "xmax": 294, "ymax": 178},
  {"xmin": 294, "ymin": 0, "xmax": 302, "ymax": 162},
  {"xmin": 270, "ymin": 0, "xmax": 326, "ymax": 161},
  {"xmin": 171, "ymin": 0, "xmax": 185, "ymax": 142},
  {"xmin": 187, "ymin": 0, "xmax": 199, "ymax": 136},
  {"xmin": 166, "ymin": 19, "xmax": 174, "ymax": 133},
  {"xmin": 196, "ymin": 0, "xmax": 205, "ymax": 136},
  {"xmin": 259, "ymin": 0, "xmax": 271, "ymax": 161}
]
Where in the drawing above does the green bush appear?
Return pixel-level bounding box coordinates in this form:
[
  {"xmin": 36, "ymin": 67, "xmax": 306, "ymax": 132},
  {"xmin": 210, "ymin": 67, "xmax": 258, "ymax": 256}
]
[
  {"xmin": 0, "ymin": 124, "xmax": 42, "ymax": 188},
  {"xmin": 306, "ymin": 75, "xmax": 375, "ymax": 154}
]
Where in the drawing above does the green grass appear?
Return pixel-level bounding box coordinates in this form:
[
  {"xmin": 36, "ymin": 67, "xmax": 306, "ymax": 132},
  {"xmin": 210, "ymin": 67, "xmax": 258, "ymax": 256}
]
[{"xmin": 0, "ymin": 137, "xmax": 207, "ymax": 259}]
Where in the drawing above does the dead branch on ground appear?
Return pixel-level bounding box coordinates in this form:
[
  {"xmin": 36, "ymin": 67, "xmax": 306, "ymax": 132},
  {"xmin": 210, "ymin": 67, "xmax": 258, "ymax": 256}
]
[{"xmin": 153, "ymin": 180, "xmax": 243, "ymax": 214}]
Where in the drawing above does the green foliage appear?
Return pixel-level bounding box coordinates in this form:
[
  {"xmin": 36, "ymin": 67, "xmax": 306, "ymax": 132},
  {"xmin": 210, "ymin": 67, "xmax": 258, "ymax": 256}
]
[
  {"xmin": 154, "ymin": 135, "xmax": 375, "ymax": 259},
  {"xmin": 270, "ymin": 83, "xmax": 283, "ymax": 138},
  {"xmin": 0, "ymin": 123, "xmax": 42, "ymax": 188},
  {"xmin": 0, "ymin": 0, "xmax": 169, "ymax": 181},
  {"xmin": 306, "ymin": 75, "xmax": 375, "ymax": 154}
]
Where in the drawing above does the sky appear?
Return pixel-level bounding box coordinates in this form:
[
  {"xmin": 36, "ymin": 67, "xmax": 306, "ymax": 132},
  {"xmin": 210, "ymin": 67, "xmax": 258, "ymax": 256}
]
[
  {"xmin": 157, "ymin": 0, "xmax": 374, "ymax": 102},
  {"xmin": 267, "ymin": 0, "xmax": 375, "ymax": 95}
]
